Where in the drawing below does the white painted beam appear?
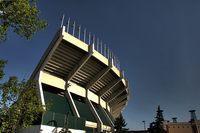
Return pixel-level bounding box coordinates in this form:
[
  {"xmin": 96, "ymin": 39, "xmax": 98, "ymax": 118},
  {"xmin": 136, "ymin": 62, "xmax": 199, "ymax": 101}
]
[
  {"xmin": 99, "ymin": 70, "xmax": 124, "ymax": 97},
  {"xmin": 112, "ymin": 100, "xmax": 127, "ymax": 111},
  {"xmin": 65, "ymin": 44, "xmax": 94, "ymax": 82},
  {"xmin": 98, "ymin": 105, "xmax": 115, "ymax": 128},
  {"xmin": 112, "ymin": 109, "xmax": 123, "ymax": 118},
  {"xmin": 37, "ymin": 71, "xmax": 46, "ymax": 109},
  {"xmin": 99, "ymin": 77, "xmax": 122, "ymax": 97},
  {"xmin": 64, "ymin": 87, "xmax": 80, "ymax": 117},
  {"xmin": 86, "ymin": 66, "xmax": 111, "ymax": 89},
  {"xmin": 110, "ymin": 93, "xmax": 129, "ymax": 106},
  {"xmin": 106, "ymin": 87, "xmax": 127, "ymax": 103},
  {"xmin": 85, "ymin": 97, "xmax": 103, "ymax": 132},
  {"xmin": 31, "ymin": 27, "xmax": 64, "ymax": 79},
  {"xmin": 85, "ymin": 59, "xmax": 113, "ymax": 90},
  {"xmin": 112, "ymin": 107, "xmax": 126, "ymax": 118},
  {"xmin": 112, "ymin": 106, "xmax": 124, "ymax": 114}
]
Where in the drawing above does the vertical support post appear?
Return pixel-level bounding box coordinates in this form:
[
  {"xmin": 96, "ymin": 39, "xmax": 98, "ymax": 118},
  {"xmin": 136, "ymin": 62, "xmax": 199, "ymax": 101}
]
[
  {"xmin": 104, "ymin": 44, "xmax": 106, "ymax": 58},
  {"xmin": 85, "ymin": 90, "xmax": 103, "ymax": 132},
  {"xmin": 113, "ymin": 55, "xmax": 116, "ymax": 66},
  {"xmin": 78, "ymin": 25, "xmax": 81, "ymax": 39},
  {"xmin": 64, "ymin": 83, "xmax": 80, "ymax": 118},
  {"xmin": 67, "ymin": 18, "xmax": 70, "ymax": 33},
  {"xmin": 97, "ymin": 38, "xmax": 99, "ymax": 52},
  {"xmin": 72, "ymin": 21, "xmax": 76, "ymax": 36},
  {"xmin": 108, "ymin": 47, "xmax": 110, "ymax": 59},
  {"xmin": 98, "ymin": 104, "xmax": 115, "ymax": 131},
  {"xmin": 93, "ymin": 34, "xmax": 95, "ymax": 49},
  {"xmin": 60, "ymin": 14, "xmax": 65, "ymax": 28},
  {"xmin": 100, "ymin": 41, "xmax": 103, "ymax": 54},
  {"xmin": 110, "ymin": 51, "xmax": 112, "ymax": 60},
  {"xmin": 83, "ymin": 28, "xmax": 86, "ymax": 43},
  {"xmin": 89, "ymin": 32, "xmax": 91, "ymax": 45},
  {"xmin": 37, "ymin": 71, "xmax": 46, "ymax": 109}
]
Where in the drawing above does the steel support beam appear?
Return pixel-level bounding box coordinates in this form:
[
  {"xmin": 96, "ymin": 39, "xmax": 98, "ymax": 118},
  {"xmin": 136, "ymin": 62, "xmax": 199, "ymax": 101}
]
[
  {"xmin": 31, "ymin": 27, "xmax": 64, "ymax": 79},
  {"xmin": 112, "ymin": 100, "xmax": 127, "ymax": 112},
  {"xmin": 110, "ymin": 93, "xmax": 129, "ymax": 106},
  {"xmin": 66, "ymin": 44, "xmax": 94, "ymax": 82},
  {"xmin": 99, "ymin": 77, "xmax": 122, "ymax": 97},
  {"xmin": 112, "ymin": 106, "xmax": 124, "ymax": 114},
  {"xmin": 112, "ymin": 108, "xmax": 124, "ymax": 117},
  {"xmin": 64, "ymin": 86, "xmax": 80, "ymax": 117},
  {"xmin": 37, "ymin": 71, "xmax": 46, "ymax": 108},
  {"xmin": 106, "ymin": 87, "xmax": 127, "ymax": 103},
  {"xmin": 85, "ymin": 97, "xmax": 103, "ymax": 132},
  {"xmin": 98, "ymin": 105, "xmax": 115, "ymax": 132},
  {"xmin": 112, "ymin": 107, "xmax": 124, "ymax": 118},
  {"xmin": 85, "ymin": 59, "xmax": 113, "ymax": 89}
]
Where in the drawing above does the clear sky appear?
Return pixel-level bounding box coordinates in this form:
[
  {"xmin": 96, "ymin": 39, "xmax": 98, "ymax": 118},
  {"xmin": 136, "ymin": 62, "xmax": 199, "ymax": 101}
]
[{"xmin": 0, "ymin": 0, "xmax": 200, "ymax": 130}]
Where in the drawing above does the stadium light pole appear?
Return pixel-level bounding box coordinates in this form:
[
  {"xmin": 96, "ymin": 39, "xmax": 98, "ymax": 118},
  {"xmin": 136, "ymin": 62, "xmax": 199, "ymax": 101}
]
[{"xmin": 142, "ymin": 120, "xmax": 146, "ymax": 130}]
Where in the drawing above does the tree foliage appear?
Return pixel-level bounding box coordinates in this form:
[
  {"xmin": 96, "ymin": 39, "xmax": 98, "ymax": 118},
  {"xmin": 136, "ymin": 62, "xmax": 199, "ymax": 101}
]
[
  {"xmin": 0, "ymin": 60, "xmax": 44, "ymax": 133},
  {"xmin": 148, "ymin": 106, "xmax": 167, "ymax": 133},
  {"xmin": 114, "ymin": 113, "xmax": 127, "ymax": 133},
  {"xmin": 0, "ymin": 0, "xmax": 47, "ymax": 42},
  {"xmin": 0, "ymin": 60, "xmax": 7, "ymax": 79}
]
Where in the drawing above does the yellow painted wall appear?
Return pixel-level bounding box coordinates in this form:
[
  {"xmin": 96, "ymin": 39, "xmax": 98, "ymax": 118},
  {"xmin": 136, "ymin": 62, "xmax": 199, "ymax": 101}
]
[
  {"xmin": 63, "ymin": 32, "xmax": 88, "ymax": 52},
  {"xmin": 167, "ymin": 125, "xmax": 193, "ymax": 133},
  {"xmin": 68, "ymin": 81, "xmax": 86, "ymax": 97},
  {"xmin": 165, "ymin": 122, "xmax": 200, "ymax": 133},
  {"xmin": 40, "ymin": 71, "xmax": 112, "ymax": 111},
  {"xmin": 40, "ymin": 71, "xmax": 65, "ymax": 90},
  {"xmin": 87, "ymin": 90, "xmax": 99, "ymax": 104},
  {"xmin": 100, "ymin": 98, "xmax": 107, "ymax": 109}
]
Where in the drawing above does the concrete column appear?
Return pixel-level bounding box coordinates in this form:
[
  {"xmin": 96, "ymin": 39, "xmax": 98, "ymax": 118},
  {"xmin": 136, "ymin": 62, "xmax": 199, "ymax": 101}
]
[
  {"xmin": 64, "ymin": 83, "xmax": 80, "ymax": 117},
  {"xmin": 86, "ymin": 90, "xmax": 103, "ymax": 132},
  {"xmin": 98, "ymin": 104, "xmax": 115, "ymax": 132},
  {"xmin": 37, "ymin": 71, "xmax": 46, "ymax": 109}
]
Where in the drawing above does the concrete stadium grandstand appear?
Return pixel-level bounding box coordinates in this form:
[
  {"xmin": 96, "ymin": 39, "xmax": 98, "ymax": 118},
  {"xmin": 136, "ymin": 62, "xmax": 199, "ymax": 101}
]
[{"xmin": 24, "ymin": 19, "xmax": 129, "ymax": 133}]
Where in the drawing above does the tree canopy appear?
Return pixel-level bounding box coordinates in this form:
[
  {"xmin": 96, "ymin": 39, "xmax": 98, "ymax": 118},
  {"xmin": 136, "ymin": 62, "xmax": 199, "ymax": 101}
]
[
  {"xmin": 0, "ymin": 0, "xmax": 47, "ymax": 42},
  {"xmin": 114, "ymin": 113, "xmax": 128, "ymax": 133},
  {"xmin": 0, "ymin": 61, "xmax": 44, "ymax": 133},
  {"xmin": 0, "ymin": 0, "xmax": 47, "ymax": 132},
  {"xmin": 148, "ymin": 106, "xmax": 167, "ymax": 133}
]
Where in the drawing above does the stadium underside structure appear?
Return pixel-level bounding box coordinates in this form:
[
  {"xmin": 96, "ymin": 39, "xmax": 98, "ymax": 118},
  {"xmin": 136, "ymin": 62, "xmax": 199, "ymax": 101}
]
[{"xmin": 28, "ymin": 26, "xmax": 129, "ymax": 133}]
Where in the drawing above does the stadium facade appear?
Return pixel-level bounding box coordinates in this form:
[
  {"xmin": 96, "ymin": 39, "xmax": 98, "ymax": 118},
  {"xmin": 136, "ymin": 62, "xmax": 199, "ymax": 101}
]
[{"xmin": 23, "ymin": 24, "xmax": 129, "ymax": 133}]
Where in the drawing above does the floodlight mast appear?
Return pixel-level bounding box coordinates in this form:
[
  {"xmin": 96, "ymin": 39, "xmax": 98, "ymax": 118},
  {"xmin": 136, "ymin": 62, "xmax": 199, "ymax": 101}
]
[
  {"xmin": 142, "ymin": 120, "xmax": 146, "ymax": 130},
  {"xmin": 60, "ymin": 14, "xmax": 65, "ymax": 28}
]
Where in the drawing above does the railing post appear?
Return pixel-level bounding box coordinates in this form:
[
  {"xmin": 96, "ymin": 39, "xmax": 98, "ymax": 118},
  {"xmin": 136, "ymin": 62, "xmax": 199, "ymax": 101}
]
[{"xmin": 52, "ymin": 112, "xmax": 55, "ymax": 126}]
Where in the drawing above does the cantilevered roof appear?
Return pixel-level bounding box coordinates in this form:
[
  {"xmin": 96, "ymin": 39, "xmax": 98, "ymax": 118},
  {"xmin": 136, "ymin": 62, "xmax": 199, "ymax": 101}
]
[{"xmin": 31, "ymin": 26, "xmax": 129, "ymax": 118}]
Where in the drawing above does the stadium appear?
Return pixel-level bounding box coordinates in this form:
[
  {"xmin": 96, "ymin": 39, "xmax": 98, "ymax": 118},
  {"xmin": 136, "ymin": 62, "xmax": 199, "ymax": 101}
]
[{"xmin": 27, "ymin": 21, "xmax": 129, "ymax": 133}]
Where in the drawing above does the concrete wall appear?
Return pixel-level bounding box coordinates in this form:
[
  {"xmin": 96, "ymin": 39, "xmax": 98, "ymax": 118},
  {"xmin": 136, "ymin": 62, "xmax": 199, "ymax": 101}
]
[
  {"xmin": 164, "ymin": 122, "xmax": 200, "ymax": 133},
  {"xmin": 19, "ymin": 125, "xmax": 40, "ymax": 133},
  {"xmin": 40, "ymin": 125, "xmax": 86, "ymax": 133},
  {"xmin": 167, "ymin": 124, "xmax": 193, "ymax": 133}
]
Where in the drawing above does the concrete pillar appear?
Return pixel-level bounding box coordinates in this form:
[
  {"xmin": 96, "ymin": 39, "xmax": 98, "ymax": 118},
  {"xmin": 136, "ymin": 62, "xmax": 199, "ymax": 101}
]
[
  {"xmin": 64, "ymin": 83, "xmax": 80, "ymax": 117},
  {"xmin": 86, "ymin": 90, "xmax": 103, "ymax": 132}
]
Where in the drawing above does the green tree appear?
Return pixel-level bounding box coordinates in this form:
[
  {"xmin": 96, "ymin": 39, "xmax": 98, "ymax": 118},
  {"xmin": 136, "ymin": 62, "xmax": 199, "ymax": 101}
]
[
  {"xmin": 0, "ymin": 0, "xmax": 47, "ymax": 132},
  {"xmin": 148, "ymin": 106, "xmax": 167, "ymax": 133},
  {"xmin": 0, "ymin": 0, "xmax": 47, "ymax": 42},
  {"xmin": 0, "ymin": 61, "xmax": 45, "ymax": 133},
  {"xmin": 114, "ymin": 113, "xmax": 128, "ymax": 133}
]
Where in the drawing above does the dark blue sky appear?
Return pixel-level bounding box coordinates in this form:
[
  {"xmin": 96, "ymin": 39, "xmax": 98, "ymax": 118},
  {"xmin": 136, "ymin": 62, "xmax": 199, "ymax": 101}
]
[{"xmin": 1, "ymin": 0, "xmax": 200, "ymax": 130}]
